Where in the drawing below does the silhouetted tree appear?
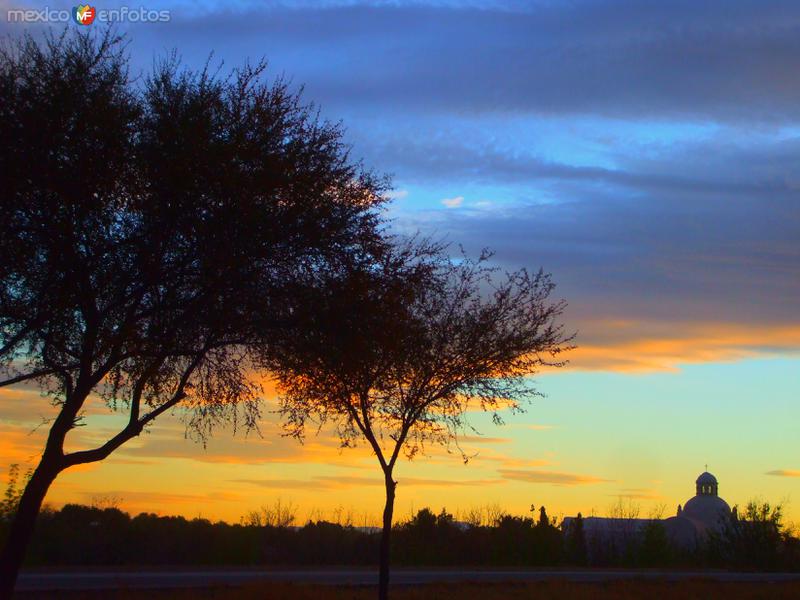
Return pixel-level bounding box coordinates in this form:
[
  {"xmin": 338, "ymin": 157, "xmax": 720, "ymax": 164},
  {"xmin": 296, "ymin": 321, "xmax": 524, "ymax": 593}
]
[
  {"xmin": 640, "ymin": 519, "xmax": 671, "ymax": 566},
  {"xmin": 538, "ymin": 506, "xmax": 550, "ymax": 528},
  {"xmin": 0, "ymin": 466, "xmax": 29, "ymax": 531},
  {"xmin": 394, "ymin": 508, "xmax": 461, "ymax": 566},
  {"xmin": 264, "ymin": 243, "xmax": 572, "ymax": 600},
  {"xmin": 709, "ymin": 500, "xmax": 787, "ymax": 570},
  {"xmin": 565, "ymin": 512, "xmax": 588, "ymax": 566},
  {"xmin": 0, "ymin": 30, "xmax": 385, "ymax": 595}
]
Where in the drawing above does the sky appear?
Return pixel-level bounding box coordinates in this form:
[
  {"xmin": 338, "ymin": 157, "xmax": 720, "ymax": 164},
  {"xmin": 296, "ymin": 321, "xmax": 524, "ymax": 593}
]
[{"xmin": 1, "ymin": 0, "xmax": 799, "ymax": 525}]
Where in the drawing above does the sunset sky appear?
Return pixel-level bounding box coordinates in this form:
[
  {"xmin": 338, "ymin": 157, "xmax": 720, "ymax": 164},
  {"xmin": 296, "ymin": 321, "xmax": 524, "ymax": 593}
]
[{"xmin": 1, "ymin": 0, "xmax": 799, "ymax": 525}]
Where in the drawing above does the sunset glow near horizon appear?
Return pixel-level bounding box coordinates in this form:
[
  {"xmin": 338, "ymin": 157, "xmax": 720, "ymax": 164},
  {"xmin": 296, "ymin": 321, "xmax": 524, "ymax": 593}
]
[{"xmin": 1, "ymin": 0, "xmax": 799, "ymax": 525}]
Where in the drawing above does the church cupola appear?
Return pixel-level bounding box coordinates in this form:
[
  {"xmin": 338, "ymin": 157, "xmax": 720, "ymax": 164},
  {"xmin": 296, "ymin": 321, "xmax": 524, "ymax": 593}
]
[{"xmin": 695, "ymin": 471, "xmax": 718, "ymax": 496}]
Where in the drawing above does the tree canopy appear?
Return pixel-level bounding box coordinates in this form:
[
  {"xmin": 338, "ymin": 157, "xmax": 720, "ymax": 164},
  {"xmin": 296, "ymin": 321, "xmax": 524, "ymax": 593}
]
[
  {"xmin": 0, "ymin": 30, "xmax": 386, "ymax": 595},
  {"xmin": 263, "ymin": 241, "xmax": 572, "ymax": 599},
  {"xmin": 269, "ymin": 243, "xmax": 571, "ymax": 463}
]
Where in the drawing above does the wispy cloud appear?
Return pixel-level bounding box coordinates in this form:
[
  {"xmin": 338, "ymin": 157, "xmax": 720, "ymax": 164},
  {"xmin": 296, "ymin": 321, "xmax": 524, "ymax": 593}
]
[
  {"xmin": 613, "ymin": 488, "xmax": 663, "ymax": 500},
  {"xmin": 77, "ymin": 489, "xmax": 244, "ymax": 510},
  {"xmin": 233, "ymin": 478, "xmax": 336, "ymax": 490},
  {"xmin": 111, "ymin": 2, "xmax": 800, "ymax": 122},
  {"xmin": 234, "ymin": 475, "xmax": 506, "ymax": 490},
  {"xmin": 441, "ymin": 195, "xmax": 464, "ymax": 208},
  {"xmin": 401, "ymin": 477, "xmax": 505, "ymax": 488},
  {"xmin": 569, "ymin": 322, "xmax": 800, "ymax": 372},
  {"xmin": 509, "ymin": 424, "xmax": 556, "ymax": 431},
  {"xmin": 766, "ymin": 469, "xmax": 800, "ymax": 478},
  {"xmin": 457, "ymin": 435, "xmax": 513, "ymax": 445},
  {"xmin": 116, "ymin": 418, "xmax": 376, "ymax": 467},
  {"xmin": 499, "ymin": 468, "xmax": 611, "ymax": 486},
  {"xmin": 384, "ymin": 188, "xmax": 409, "ymax": 200}
]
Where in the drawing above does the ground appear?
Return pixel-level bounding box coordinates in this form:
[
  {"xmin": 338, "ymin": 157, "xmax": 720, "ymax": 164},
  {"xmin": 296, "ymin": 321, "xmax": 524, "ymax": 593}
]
[{"xmin": 15, "ymin": 581, "xmax": 800, "ymax": 600}]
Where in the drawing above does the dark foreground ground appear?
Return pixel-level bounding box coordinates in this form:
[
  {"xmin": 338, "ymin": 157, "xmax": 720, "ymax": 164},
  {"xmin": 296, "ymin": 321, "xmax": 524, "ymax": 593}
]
[
  {"xmin": 14, "ymin": 570, "xmax": 800, "ymax": 599},
  {"xmin": 14, "ymin": 580, "xmax": 800, "ymax": 600}
]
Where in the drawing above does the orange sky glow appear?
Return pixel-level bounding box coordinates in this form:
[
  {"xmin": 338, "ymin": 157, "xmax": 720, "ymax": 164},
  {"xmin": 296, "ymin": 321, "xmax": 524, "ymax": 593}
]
[{"xmin": 2, "ymin": 319, "xmax": 798, "ymax": 527}]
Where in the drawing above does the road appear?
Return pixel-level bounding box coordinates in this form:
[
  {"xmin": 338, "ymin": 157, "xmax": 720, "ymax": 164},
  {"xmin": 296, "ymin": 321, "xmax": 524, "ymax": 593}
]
[{"xmin": 15, "ymin": 568, "xmax": 800, "ymax": 591}]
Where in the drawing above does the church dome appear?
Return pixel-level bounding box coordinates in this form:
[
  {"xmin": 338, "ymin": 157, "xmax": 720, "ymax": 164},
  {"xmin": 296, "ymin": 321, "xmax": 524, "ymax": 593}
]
[
  {"xmin": 682, "ymin": 471, "xmax": 730, "ymax": 530},
  {"xmin": 695, "ymin": 471, "xmax": 719, "ymax": 496},
  {"xmin": 682, "ymin": 494, "xmax": 730, "ymax": 527},
  {"xmin": 696, "ymin": 472, "xmax": 717, "ymax": 486}
]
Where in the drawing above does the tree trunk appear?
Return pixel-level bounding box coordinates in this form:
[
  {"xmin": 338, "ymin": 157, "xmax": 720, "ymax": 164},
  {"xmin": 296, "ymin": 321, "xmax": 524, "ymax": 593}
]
[
  {"xmin": 378, "ymin": 473, "xmax": 396, "ymax": 600},
  {"xmin": 0, "ymin": 456, "xmax": 61, "ymax": 599}
]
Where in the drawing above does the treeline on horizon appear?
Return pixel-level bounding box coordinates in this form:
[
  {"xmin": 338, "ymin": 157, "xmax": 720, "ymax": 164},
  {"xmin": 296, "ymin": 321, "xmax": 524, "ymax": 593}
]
[{"xmin": 2, "ymin": 496, "xmax": 798, "ymax": 572}]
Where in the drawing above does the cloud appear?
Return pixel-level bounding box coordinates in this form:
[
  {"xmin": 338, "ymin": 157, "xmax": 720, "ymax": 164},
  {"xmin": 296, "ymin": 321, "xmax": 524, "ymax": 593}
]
[
  {"xmin": 387, "ymin": 132, "xmax": 800, "ymax": 371},
  {"xmin": 233, "ymin": 478, "xmax": 336, "ymax": 490},
  {"xmin": 75, "ymin": 489, "xmax": 244, "ymax": 512},
  {"xmin": 488, "ymin": 458, "xmax": 552, "ymax": 469},
  {"xmin": 0, "ymin": 386, "xmax": 60, "ymax": 424},
  {"xmin": 613, "ymin": 488, "xmax": 663, "ymax": 500},
  {"xmin": 5, "ymin": 2, "xmax": 797, "ymax": 374},
  {"xmin": 766, "ymin": 469, "xmax": 800, "ymax": 478},
  {"xmin": 457, "ymin": 435, "xmax": 512, "ymax": 445},
  {"xmin": 569, "ymin": 322, "xmax": 800, "ymax": 372},
  {"xmin": 105, "ymin": 457, "xmax": 158, "ymax": 466},
  {"xmin": 510, "ymin": 424, "xmax": 555, "ymax": 431},
  {"xmin": 112, "ymin": 415, "xmax": 378, "ymax": 467},
  {"xmin": 384, "ymin": 188, "xmax": 408, "ymax": 200},
  {"xmin": 441, "ymin": 195, "xmax": 464, "ymax": 208},
  {"xmin": 234, "ymin": 474, "xmax": 506, "ymax": 490},
  {"xmin": 0, "ymin": 423, "xmax": 47, "ymax": 466},
  {"xmin": 400, "ymin": 476, "xmax": 505, "ymax": 488},
  {"xmin": 468, "ymin": 450, "xmax": 551, "ymax": 469},
  {"xmin": 120, "ymin": 430, "xmax": 375, "ymax": 467},
  {"xmin": 101, "ymin": 1, "xmax": 800, "ymax": 123},
  {"xmin": 499, "ymin": 468, "xmax": 611, "ymax": 486}
]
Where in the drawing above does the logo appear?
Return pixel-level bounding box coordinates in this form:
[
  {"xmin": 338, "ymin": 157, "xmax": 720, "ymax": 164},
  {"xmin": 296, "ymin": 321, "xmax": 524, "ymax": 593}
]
[
  {"xmin": 8, "ymin": 4, "xmax": 170, "ymax": 24},
  {"xmin": 72, "ymin": 5, "xmax": 96, "ymax": 25}
]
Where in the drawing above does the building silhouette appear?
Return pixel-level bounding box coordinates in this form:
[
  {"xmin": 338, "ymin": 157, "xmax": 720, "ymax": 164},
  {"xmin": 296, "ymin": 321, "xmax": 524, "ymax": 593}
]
[
  {"xmin": 663, "ymin": 470, "xmax": 731, "ymax": 544},
  {"xmin": 562, "ymin": 471, "xmax": 732, "ymax": 552}
]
